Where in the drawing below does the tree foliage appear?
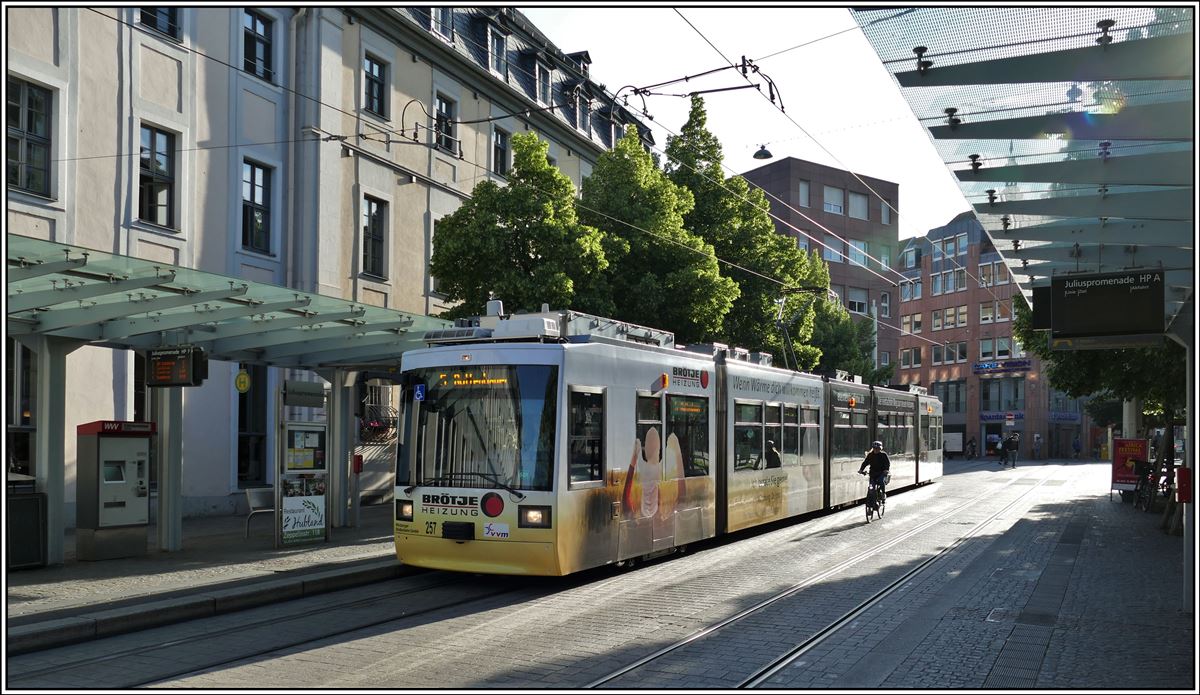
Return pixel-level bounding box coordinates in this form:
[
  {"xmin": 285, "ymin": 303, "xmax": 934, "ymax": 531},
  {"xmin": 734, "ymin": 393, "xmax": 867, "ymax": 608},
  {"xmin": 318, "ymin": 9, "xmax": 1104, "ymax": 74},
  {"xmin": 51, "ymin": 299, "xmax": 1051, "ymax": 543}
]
[
  {"xmin": 578, "ymin": 125, "xmax": 738, "ymax": 344},
  {"xmin": 429, "ymin": 132, "xmax": 611, "ymax": 318},
  {"xmin": 664, "ymin": 96, "xmax": 827, "ymax": 367},
  {"xmin": 809, "ymin": 298, "xmax": 895, "ymax": 385}
]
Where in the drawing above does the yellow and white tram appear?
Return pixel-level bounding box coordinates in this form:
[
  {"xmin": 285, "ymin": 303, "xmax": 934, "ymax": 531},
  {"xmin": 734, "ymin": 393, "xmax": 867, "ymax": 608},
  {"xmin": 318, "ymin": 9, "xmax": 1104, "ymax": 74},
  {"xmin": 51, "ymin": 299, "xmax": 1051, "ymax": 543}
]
[{"xmin": 393, "ymin": 308, "xmax": 942, "ymax": 576}]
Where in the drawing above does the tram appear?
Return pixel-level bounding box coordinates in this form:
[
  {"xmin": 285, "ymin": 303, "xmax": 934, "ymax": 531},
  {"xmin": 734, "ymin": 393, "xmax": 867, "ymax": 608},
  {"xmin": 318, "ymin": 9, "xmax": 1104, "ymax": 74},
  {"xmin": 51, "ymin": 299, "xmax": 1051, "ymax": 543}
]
[{"xmin": 393, "ymin": 306, "xmax": 942, "ymax": 576}]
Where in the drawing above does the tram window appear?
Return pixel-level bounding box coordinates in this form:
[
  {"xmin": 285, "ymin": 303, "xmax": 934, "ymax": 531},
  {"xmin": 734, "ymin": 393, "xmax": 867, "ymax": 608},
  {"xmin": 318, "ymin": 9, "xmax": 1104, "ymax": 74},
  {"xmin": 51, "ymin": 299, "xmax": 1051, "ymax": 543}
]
[
  {"xmin": 636, "ymin": 394, "xmax": 662, "ymax": 447},
  {"xmin": 734, "ymin": 401, "xmax": 763, "ymax": 471},
  {"xmin": 782, "ymin": 405, "xmax": 799, "ymax": 466},
  {"xmin": 667, "ymin": 395, "xmax": 709, "ymax": 477},
  {"xmin": 799, "ymin": 407, "xmax": 821, "ymax": 467},
  {"xmin": 568, "ymin": 389, "xmax": 604, "ymax": 484}
]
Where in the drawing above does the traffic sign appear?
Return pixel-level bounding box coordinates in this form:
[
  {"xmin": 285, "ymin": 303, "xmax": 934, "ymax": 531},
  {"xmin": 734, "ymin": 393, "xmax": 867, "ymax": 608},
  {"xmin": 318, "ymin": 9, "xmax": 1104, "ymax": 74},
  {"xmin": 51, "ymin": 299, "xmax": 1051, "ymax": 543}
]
[{"xmin": 235, "ymin": 369, "xmax": 251, "ymax": 394}]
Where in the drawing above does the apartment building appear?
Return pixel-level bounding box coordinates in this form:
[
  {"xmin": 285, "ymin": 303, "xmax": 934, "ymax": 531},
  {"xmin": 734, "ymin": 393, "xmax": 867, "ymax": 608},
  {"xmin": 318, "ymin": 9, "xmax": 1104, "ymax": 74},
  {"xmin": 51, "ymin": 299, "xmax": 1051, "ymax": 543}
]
[
  {"xmin": 742, "ymin": 157, "xmax": 900, "ymax": 371},
  {"xmin": 6, "ymin": 7, "xmax": 650, "ymax": 518},
  {"xmin": 893, "ymin": 212, "xmax": 1093, "ymax": 459}
]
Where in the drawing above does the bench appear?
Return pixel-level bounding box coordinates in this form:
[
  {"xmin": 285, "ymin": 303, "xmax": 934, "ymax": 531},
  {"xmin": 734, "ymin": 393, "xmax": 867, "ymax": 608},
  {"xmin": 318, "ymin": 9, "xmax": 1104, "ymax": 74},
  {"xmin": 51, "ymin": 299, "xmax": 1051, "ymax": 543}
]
[{"xmin": 244, "ymin": 487, "xmax": 275, "ymax": 538}]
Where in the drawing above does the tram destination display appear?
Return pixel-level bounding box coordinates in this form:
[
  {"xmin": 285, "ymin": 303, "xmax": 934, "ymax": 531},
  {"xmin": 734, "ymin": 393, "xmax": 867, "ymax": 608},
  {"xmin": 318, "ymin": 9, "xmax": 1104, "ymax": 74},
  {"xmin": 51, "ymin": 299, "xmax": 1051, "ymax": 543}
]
[
  {"xmin": 147, "ymin": 347, "xmax": 209, "ymax": 387},
  {"xmin": 1050, "ymin": 270, "xmax": 1164, "ymax": 338}
]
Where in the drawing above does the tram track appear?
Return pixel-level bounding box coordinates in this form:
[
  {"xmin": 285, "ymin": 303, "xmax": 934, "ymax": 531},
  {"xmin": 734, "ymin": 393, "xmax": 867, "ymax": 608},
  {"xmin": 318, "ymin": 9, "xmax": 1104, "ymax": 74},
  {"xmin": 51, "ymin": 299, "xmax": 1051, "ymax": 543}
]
[
  {"xmin": 8, "ymin": 573, "xmax": 531, "ymax": 689},
  {"xmin": 585, "ymin": 467, "xmax": 1059, "ymax": 689}
]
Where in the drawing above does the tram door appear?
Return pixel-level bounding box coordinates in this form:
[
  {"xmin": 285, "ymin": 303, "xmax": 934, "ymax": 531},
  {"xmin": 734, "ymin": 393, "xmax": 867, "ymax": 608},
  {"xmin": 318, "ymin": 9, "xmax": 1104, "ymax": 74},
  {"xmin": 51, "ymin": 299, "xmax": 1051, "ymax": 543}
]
[{"xmin": 564, "ymin": 386, "xmax": 618, "ymax": 571}]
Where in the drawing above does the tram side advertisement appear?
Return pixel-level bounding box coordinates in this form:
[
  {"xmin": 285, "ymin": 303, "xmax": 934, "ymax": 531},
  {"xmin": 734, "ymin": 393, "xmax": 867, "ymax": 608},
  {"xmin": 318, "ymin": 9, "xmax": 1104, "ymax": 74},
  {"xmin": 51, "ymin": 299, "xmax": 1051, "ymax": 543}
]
[{"xmin": 281, "ymin": 423, "xmax": 328, "ymax": 545}]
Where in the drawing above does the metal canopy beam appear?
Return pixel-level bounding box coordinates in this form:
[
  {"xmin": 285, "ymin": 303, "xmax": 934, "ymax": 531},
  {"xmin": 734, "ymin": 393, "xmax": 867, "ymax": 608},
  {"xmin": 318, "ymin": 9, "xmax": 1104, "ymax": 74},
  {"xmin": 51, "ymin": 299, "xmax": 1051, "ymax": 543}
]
[
  {"xmin": 29, "ymin": 285, "xmax": 250, "ymax": 334},
  {"xmin": 233, "ymin": 319, "xmax": 414, "ymax": 355},
  {"xmin": 897, "ymin": 32, "xmax": 1193, "ymax": 86},
  {"xmin": 974, "ymin": 187, "xmax": 1192, "ymax": 220},
  {"xmin": 957, "ymin": 150, "xmax": 1192, "ymax": 186},
  {"xmin": 299, "ymin": 338, "xmax": 428, "ymax": 368},
  {"xmin": 96, "ymin": 297, "xmax": 313, "ymax": 342},
  {"xmin": 930, "ymin": 101, "xmax": 1192, "ymax": 141},
  {"xmin": 261, "ymin": 330, "xmax": 410, "ymax": 361},
  {"xmin": 1011, "ymin": 243, "xmax": 1186, "ymax": 266},
  {"xmin": 7, "ymin": 255, "xmax": 89, "ymax": 282},
  {"xmin": 203, "ymin": 309, "xmax": 369, "ymax": 353},
  {"xmin": 990, "ymin": 218, "xmax": 1192, "ymax": 246},
  {"xmin": 8, "ymin": 271, "xmax": 176, "ymax": 313}
]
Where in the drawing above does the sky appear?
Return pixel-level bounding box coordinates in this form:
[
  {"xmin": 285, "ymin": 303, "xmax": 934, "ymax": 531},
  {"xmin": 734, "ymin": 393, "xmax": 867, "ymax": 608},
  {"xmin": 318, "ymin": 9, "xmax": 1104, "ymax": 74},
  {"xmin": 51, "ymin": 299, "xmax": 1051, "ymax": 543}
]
[{"xmin": 518, "ymin": 5, "xmax": 974, "ymax": 241}]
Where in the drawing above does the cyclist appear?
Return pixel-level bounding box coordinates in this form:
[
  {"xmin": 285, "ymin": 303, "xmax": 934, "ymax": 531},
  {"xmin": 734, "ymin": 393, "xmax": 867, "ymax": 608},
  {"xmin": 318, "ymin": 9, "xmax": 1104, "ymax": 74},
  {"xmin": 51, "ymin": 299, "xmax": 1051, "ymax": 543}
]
[{"xmin": 858, "ymin": 440, "xmax": 891, "ymax": 510}]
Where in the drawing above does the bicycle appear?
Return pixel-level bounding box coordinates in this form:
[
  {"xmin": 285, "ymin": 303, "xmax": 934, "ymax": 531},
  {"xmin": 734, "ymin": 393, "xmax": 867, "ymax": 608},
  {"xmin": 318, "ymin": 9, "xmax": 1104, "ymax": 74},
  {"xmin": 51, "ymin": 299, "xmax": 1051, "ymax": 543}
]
[
  {"xmin": 860, "ymin": 471, "xmax": 887, "ymax": 522},
  {"xmin": 1133, "ymin": 459, "xmax": 1162, "ymax": 513}
]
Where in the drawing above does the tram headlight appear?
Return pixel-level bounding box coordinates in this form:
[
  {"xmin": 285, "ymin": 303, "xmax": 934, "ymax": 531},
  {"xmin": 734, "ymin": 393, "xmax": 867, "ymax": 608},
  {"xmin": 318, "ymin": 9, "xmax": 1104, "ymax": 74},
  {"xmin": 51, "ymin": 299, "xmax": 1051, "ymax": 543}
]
[
  {"xmin": 518, "ymin": 505, "xmax": 552, "ymax": 529},
  {"xmin": 397, "ymin": 500, "xmax": 414, "ymax": 522}
]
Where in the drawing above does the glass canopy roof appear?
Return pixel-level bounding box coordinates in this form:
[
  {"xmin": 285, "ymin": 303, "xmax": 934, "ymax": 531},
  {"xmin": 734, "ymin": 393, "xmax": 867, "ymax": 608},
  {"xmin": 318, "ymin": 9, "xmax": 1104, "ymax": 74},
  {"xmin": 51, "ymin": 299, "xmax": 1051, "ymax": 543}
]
[
  {"xmin": 6, "ymin": 234, "xmax": 450, "ymax": 370},
  {"xmin": 851, "ymin": 6, "xmax": 1194, "ymax": 332}
]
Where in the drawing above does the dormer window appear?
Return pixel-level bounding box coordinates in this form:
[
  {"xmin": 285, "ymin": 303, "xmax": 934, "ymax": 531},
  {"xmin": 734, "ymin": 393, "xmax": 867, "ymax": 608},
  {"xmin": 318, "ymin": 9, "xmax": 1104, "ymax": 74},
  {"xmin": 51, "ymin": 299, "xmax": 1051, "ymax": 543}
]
[
  {"xmin": 576, "ymin": 91, "xmax": 590, "ymax": 133},
  {"xmin": 536, "ymin": 61, "xmax": 552, "ymax": 105},
  {"xmin": 488, "ymin": 25, "xmax": 506, "ymax": 76},
  {"xmin": 432, "ymin": 7, "xmax": 453, "ymax": 41}
]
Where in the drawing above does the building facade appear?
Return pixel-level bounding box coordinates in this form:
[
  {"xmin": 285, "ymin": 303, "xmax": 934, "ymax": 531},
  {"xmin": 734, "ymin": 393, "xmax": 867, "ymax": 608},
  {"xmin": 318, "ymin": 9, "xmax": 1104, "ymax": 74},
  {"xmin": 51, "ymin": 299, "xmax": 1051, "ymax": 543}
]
[
  {"xmin": 893, "ymin": 212, "xmax": 1093, "ymax": 459},
  {"xmin": 6, "ymin": 7, "xmax": 650, "ymax": 520},
  {"xmin": 742, "ymin": 157, "xmax": 900, "ymax": 372}
]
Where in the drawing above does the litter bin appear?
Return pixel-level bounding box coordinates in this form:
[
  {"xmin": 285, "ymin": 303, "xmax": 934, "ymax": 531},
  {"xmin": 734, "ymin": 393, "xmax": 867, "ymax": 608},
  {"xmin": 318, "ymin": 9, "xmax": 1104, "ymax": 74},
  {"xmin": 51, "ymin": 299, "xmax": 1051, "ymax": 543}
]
[{"xmin": 7, "ymin": 475, "xmax": 47, "ymax": 569}]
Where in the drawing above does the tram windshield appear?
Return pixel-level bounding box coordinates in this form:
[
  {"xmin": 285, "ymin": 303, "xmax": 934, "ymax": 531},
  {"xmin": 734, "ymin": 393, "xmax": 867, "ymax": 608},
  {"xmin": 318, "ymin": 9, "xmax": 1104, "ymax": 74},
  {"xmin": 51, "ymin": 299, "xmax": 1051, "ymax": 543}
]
[{"xmin": 400, "ymin": 365, "xmax": 558, "ymax": 491}]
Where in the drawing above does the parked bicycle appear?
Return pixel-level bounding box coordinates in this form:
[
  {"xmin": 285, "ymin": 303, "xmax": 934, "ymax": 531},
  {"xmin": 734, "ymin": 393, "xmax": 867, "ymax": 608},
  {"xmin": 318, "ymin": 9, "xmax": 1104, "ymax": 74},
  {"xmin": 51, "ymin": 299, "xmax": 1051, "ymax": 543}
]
[
  {"xmin": 1133, "ymin": 458, "xmax": 1163, "ymax": 512},
  {"xmin": 860, "ymin": 470, "xmax": 887, "ymax": 523}
]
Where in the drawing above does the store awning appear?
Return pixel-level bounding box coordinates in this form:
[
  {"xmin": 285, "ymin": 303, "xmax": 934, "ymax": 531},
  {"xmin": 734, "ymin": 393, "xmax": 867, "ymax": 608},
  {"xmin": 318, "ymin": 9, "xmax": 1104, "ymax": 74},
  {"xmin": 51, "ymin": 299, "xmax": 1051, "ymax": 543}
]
[{"xmin": 6, "ymin": 234, "xmax": 449, "ymax": 369}]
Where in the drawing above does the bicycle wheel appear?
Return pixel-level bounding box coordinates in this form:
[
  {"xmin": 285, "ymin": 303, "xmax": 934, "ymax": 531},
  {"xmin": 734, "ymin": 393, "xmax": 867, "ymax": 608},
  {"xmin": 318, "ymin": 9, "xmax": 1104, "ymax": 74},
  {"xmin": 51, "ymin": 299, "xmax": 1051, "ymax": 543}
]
[
  {"xmin": 865, "ymin": 489, "xmax": 874, "ymax": 522},
  {"xmin": 878, "ymin": 492, "xmax": 886, "ymax": 518}
]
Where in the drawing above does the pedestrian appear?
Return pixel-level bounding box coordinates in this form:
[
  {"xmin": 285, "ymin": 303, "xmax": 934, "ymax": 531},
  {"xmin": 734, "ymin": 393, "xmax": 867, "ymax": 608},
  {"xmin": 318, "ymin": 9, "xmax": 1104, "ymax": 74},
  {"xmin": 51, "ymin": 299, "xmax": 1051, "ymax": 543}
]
[
  {"xmin": 1072, "ymin": 434, "xmax": 1082, "ymax": 459},
  {"xmin": 764, "ymin": 439, "xmax": 782, "ymax": 469},
  {"xmin": 1032, "ymin": 433, "xmax": 1042, "ymax": 460},
  {"xmin": 1005, "ymin": 433, "xmax": 1019, "ymax": 468},
  {"xmin": 966, "ymin": 436, "xmax": 977, "ymax": 459}
]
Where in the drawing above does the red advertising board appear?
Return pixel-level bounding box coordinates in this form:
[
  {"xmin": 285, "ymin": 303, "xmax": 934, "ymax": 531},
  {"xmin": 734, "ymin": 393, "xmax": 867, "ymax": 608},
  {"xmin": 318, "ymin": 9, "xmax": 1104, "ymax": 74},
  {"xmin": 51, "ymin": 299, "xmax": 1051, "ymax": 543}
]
[{"xmin": 1112, "ymin": 438, "xmax": 1150, "ymax": 491}]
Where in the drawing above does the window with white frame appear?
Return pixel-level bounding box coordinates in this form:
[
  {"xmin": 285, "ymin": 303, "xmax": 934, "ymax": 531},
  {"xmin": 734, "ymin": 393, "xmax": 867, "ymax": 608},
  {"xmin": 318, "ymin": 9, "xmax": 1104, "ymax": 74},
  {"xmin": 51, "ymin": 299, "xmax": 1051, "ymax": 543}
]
[
  {"xmin": 932, "ymin": 309, "xmax": 942, "ymax": 331},
  {"xmin": 536, "ymin": 62, "xmax": 552, "ymax": 105},
  {"xmin": 435, "ymin": 93, "xmax": 456, "ymax": 153},
  {"xmin": 138, "ymin": 124, "xmax": 175, "ymax": 228},
  {"xmin": 243, "ymin": 10, "xmax": 274, "ymax": 82},
  {"xmin": 955, "ymin": 268, "xmax": 966, "ymax": 291},
  {"xmin": 900, "ymin": 349, "xmax": 911, "ymax": 368},
  {"xmin": 996, "ymin": 299, "xmax": 1011, "ymax": 322},
  {"xmin": 492, "ymin": 126, "xmax": 509, "ymax": 177},
  {"xmin": 362, "ymin": 195, "xmax": 387, "ymax": 278},
  {"xmin": 994, "ymin": 262, "xmax": 1009, "ymax": 284},
  {"xmin": 912, "ymin": 312, "xmax": 922, "ymax": 333},
  {"xmin": 880, "ymin": 351, "xmax": 890, "ymax": 365},
  {"xmin": 432, "ymin": 7, "xmax": 454, "ymax": 40},
  {"xmin": 880, "ymin": 291, "xmax": 890, "ymax": 318},
  {"xmin": 956, "ymin": 341, "xmax": 967, "ymax": 363},
  {"xmin": 903, "ymin": 248, "xmax": 916, "ymax": 268},
  {"xmin": 7, "ymin": 77, "xmax": 52, "ymax": 196},
  {"xmin": 879, "ymin": 246, "xmax": 890, "ymax": 270},
  {"xmin": 980, "ymin": 338, "xmax": 994, "ymax": 360},
  {"xmin": 241, "ymin": 160, "xmax": 271, "ymax": 254},
  {"xmin": 823, "ymin": 185, "xmax": 844, "ymax": 214},
  {"xmin": 944, "ymin": 342, "xmax": 956, "ymax": 363},
  {"xmin": 957, "ymin": 305, "xmax": 968, "ymax": 327},
  {"xmin": 901, "ymin": 281, "xmax": 911, "ymax": 302},
  {"xmin": 911, "ymin": 346, "xmax": 922, "ymax": 367},
  {"xmin": 363, "ymin": 54, "xmax": 387, "ymax": 117},
  {"xmin": 979, "ymin": 263, "xmax": 993, "ymax": 287},
  {"xmin": 943, "ymin": 308, "xmax": 955, "ymax": 329},
  {"xmin": 881, "ymin": 200, "xmax": 891, "ymax": 224},
  {"xmin": 489, "ymin": 26, "xmax": 506, "ymax": 75},
  {"xmin": 913, "ymin": 278, "xmax": 922, "ymax": 299},
  {"xmin": 932, "ymin": 345, "xmax": 943, "ymax": 364},
  {"xmin": 848, "ymin": 191, "xmax": 868, "ymax": 220},
  {"xmin": 997, "ymin": 337, "xmax": 1011, "ymax": 359},
  {"xmin": 847, "ymin": 287, "xmax": 868, "ymax": 314},
  {"xmin": 942, "ymin": 269, "xmax": 955, "ymax": 293},
  {"xmin": 957, "ymin": 233, "xmax": 968, "ymax": 254},
  {"xmin": 849, "ymin": 239, "xmax": 868, "ymax": 267},
  {"xmin": 931, "ymin": 272, "xmax": 942, "ymax": 295},
  {"xmin": 980, "ymin": 301, "xmax": 994, "ymax": 323},
  {"xmin": 798, "ymin": 179, "xmax": 810, "ymax": 207},
  {"xmin": 823, "ymin": 235, "xmax": 844, "ymax": 263},
  {"xmin": 576, "ymin": 91, "xmax": 589, "ymax": 132}
]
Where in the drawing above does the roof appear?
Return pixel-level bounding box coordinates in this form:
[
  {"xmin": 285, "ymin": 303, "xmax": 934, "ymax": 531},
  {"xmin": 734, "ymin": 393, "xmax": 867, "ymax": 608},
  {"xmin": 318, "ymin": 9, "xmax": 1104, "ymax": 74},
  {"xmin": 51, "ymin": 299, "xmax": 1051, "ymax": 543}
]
[
  {"xmin": 6, "ymin": 234, "xmax": 449, "ymax": 370},
  {"xmin": 851, "ymin": 7, "xmax": 1195, "ymax": 334}
]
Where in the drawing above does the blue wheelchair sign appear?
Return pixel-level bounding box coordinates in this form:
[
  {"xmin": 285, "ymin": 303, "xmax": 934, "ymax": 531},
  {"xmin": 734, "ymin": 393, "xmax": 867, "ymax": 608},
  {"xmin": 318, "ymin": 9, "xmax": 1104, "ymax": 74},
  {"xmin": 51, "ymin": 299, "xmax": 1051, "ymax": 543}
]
[{"xmin": 414, "ymin": 384, "xmax": 425, "ymax": 401}]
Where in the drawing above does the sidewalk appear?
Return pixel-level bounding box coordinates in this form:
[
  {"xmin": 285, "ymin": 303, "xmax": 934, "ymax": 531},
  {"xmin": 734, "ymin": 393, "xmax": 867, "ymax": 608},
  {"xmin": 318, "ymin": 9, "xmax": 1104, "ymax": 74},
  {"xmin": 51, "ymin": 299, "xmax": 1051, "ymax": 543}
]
[{"xmin": 6, "ymin": 502, "xmax": 405, "ymax": 654}]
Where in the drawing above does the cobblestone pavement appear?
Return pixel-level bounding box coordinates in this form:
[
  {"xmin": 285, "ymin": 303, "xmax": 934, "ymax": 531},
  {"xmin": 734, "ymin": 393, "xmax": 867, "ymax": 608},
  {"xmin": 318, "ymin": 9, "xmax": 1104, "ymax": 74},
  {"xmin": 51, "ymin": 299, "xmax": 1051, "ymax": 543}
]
[{"xmin": 6, "ymin": 460, "xmax": 1194, "ymax": 692}]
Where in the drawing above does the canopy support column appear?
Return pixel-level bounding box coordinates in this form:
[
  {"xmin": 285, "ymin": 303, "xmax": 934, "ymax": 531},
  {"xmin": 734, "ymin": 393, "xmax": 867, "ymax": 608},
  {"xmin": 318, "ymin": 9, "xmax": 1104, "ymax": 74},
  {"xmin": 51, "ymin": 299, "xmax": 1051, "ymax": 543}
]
[{"xmin": 154, "ymin": 385, "xmax": 184, "ymax": 551}]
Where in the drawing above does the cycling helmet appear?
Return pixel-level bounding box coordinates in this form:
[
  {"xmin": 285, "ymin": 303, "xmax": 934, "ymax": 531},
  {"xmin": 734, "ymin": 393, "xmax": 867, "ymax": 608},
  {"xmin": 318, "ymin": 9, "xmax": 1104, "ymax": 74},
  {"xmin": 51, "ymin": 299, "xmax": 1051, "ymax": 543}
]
[{"xmin": 872, "ymin": 441, "xmax": 883, "ymax": 449}]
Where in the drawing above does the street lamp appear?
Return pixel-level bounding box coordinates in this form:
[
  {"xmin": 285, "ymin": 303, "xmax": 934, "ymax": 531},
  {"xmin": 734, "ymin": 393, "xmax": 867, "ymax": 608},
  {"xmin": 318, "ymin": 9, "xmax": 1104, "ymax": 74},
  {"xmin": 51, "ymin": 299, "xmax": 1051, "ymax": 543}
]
[{"xmin": 753, "ymin": 144, "xmax": 773, "ymax": 160}]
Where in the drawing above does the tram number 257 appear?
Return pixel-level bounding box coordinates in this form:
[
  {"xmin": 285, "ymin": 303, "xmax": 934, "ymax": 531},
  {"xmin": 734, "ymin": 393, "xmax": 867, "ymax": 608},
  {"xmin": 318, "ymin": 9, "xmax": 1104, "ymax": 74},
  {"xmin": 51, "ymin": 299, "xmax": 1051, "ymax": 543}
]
[{"xmin": 425, "ymin": 521, "xmax": 437, "ymax": 535}]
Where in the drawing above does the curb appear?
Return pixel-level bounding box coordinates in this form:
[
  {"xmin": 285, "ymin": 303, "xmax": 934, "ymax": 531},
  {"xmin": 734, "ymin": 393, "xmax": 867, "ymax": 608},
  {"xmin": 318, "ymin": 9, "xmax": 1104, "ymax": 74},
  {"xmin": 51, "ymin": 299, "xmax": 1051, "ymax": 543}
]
[{"xmin": 7, "ymin": 559, "xmax": 414, "ymax": 655}]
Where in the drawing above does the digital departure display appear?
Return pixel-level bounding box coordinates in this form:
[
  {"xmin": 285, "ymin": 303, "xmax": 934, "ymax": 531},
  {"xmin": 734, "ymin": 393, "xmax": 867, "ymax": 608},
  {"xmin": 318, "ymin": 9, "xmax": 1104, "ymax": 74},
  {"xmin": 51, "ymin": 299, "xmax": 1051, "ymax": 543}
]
[
  {"xmin": 147, "ymin": 347, "xmax": 208, "ymax": 387},
  {"xmin": 436, "ymin": 370, "xmax": 509, "ymax": 388}
]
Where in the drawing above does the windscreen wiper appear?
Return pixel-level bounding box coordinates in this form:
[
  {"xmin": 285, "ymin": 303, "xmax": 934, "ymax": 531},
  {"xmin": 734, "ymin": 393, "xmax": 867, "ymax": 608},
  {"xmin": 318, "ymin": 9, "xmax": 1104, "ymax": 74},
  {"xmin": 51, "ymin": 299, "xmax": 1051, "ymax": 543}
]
[{"xmin": 405, "ymin": 471, "xmax": 526, "ymax": 500}]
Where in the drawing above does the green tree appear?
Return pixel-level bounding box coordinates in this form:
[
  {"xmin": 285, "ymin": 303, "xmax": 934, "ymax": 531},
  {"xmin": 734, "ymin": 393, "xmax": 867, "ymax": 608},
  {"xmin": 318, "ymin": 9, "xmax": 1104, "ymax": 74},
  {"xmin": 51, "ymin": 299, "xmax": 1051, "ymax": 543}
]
[
  {"xmin": 664, "ymin": 95, "xmax": 827, "ymax": 367},
  {"xmin": 429, "ymin": 132, "xmax": 612, "ymax": 318},
  {"xmin": 809, "ymin": 298, "xmax": 895, "ymax": 384},
  {"xmin": 578, "ymin": 125, "xmax": 738, "ymax": 343}
]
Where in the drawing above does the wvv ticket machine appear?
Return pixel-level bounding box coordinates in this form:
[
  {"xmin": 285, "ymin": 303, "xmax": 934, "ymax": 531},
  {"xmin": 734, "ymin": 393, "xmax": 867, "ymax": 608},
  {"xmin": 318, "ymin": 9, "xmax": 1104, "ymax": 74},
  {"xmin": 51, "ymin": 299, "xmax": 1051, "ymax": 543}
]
[{"xmin": 76, "ymin": 421, "xmax": 155, "ymax": 560}]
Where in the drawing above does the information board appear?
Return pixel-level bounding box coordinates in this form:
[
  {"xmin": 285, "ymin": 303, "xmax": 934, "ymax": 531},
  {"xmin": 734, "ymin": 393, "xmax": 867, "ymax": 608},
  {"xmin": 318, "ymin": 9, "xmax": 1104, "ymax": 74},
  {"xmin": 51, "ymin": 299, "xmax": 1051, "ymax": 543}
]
[
  {"xmin": 147, "ymin": 347, "xmax": 208, "ymax": 387},
  {"xmin": 1111, "ymin": 437, "xmax": 1150, "ymax": 492},
  {"xmin": 1050, "ymin": 271, "xmax": 1164, "ymax": 338},
  {"xmin": 279, "ymin": 423, "xmax": 328, "ymax": 546}
]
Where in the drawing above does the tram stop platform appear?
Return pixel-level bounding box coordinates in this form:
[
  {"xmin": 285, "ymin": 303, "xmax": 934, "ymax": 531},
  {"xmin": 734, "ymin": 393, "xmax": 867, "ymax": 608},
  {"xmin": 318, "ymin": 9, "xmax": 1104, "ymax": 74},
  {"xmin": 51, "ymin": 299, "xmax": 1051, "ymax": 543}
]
[{"xmin": 4, "ymin": 459, "xmax": 1195, "ymax": 690}]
